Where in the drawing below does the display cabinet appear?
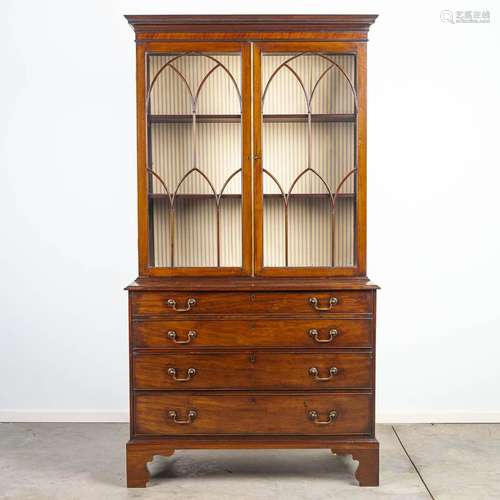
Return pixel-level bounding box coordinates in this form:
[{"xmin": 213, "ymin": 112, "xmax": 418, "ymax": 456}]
[{"xmin": 125, "ymin": 14, "xmax": 378, "ymax": 488}]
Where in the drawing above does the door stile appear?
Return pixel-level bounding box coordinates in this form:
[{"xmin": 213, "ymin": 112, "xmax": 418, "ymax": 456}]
[
  {"xmin": 252, "ymin": 43, "xmax": 264, "ymax": 276},
  {"xmin": 240, "ymin": 43, "xmax": 253, "ymax": 275}
]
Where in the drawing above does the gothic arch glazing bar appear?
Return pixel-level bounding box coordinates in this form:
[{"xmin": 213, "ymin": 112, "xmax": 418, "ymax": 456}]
[{"xmin": 145, "ymin": 46, "xmax": 249, "ymax": 272}]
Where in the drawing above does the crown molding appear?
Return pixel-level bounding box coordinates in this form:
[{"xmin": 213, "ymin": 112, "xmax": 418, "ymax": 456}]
[{"xmin": 124, "ymin": 15, "xmax": 378, "ymax": 34}]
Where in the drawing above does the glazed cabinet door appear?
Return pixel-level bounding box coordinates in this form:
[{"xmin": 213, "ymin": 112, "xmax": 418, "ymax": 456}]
[
  {"xmin": 253, "ymin": 42, "xmax": 366, "ymax": 276},
  {"xmin": 138, "ymin": 42, "xmax": 252, "ymax": 276}
]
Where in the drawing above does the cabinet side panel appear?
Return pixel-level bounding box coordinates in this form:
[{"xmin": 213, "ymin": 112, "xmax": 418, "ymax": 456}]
[
  {"xmin": 136, "ymin": 45, "xmax": 149, "ymax": 275},
  {"xmin": 128, "ymin": 292, "xmax": 135, "ymax": 437}
]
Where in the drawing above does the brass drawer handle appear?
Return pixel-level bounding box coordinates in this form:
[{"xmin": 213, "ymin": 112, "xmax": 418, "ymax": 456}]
[
  {"xmin": 167, "ymin": 330, "xmax": 197, "ymax": 344},
  {"xmin": 309, "ymin": 366, "xmax": 339, "ymax": 381},
  {"xmin": 309, "ymin": 297, "xmax": 338, "ymax": 311},
  {"xmin": 168, "ymin": 409, "xmax": 197, "ymax": 425},
  {"xmin": 167, "ymin": 367, "xmax": 196, "ymax": 382},
  {"xmin": 166, "ymin": 298, "xmax": 196, "ymax": 312},
  {"xmin": 308, "ymin": 410, "xmax": 337, "ymax": 425},
  {"xmin": 309, "ymin": 328, "xmax": 338, "ymax": 343}
]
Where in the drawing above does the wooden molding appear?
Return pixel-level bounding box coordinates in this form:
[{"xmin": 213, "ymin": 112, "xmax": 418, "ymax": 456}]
[
  {"xmin": 125, "ymin": 276, "xmax": 380, "ymax": 291},
  {"xmin": 125, "ymin": 15, "xmax": 378, "ymax": 34}
]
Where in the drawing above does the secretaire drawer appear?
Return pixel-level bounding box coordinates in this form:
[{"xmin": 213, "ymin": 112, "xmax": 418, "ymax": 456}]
[
  {"xmin": 131, "ymin": 291, "xmax": 373, "ymax": 317},
  {"xmin": 133, "ymin": 318, "xmax": 372, "ymax": 348},
  {"xmin": 134, "ymin": 392, "xmax": 371, "ymax": 436},
  {"xmin": 133, "ymin": 352, "xmax": 372, "ymax": 390}
]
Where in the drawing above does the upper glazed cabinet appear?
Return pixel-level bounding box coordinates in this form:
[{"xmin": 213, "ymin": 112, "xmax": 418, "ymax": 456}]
[{"xmin": 138, "ymin": 40, "xmax": 366, "ymax": 277}]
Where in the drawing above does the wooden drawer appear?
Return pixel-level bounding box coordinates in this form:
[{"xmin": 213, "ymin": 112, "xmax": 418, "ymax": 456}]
[
  {"xmin": 134, "ymin": 392, "xmax": 371, "ymax": 436},
  {"xmin": 133, "ymin": 352, "xmax": 372, "ymax": 390},
  {"xmin": 133, "ymin": 318, "xmax": 372, "ymax": 348},
  {"xmin": 131, "ymin": 291, "xmax": 372, "ymax": 317}
]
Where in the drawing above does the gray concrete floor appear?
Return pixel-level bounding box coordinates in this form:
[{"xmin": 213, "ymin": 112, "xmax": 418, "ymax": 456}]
[{"xmin": 0, "ymin": 423, "xmax": 498, "ymax": 499}]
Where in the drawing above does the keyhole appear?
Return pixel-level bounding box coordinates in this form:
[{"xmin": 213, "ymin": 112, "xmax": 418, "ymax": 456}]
[{"xmin": 249, "ymin": 353, "xmax": 256, "ymax": 364}]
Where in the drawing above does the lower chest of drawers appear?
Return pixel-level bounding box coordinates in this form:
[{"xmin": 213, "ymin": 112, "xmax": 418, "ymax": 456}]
[{"xmin": 129, "ymin": 289, "xmax": 376, "ymax": 438}]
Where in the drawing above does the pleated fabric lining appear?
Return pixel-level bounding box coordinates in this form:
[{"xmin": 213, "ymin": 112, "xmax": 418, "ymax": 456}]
[{"xmin": 147, "ymin": 52, "xmax": 356, "ymax": 268}]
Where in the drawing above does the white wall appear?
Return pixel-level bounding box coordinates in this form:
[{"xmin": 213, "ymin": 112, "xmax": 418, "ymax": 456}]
[{"xmin": 1, "ymin": 0, "xmax": 499, "ymax": 423}]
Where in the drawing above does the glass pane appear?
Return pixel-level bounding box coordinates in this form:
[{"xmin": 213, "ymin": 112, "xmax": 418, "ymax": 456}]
[
  {"xmin": 262, "ymin": 52, "xmax": 356, "ymax": 268},
  {"xmin": 147, "ymin": 53, "xmax": 242, "ymax": 267}
]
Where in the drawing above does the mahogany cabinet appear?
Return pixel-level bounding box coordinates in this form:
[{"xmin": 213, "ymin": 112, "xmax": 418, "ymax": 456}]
[{"xmin": 125, "ymin": 14, "xmax": 379, "ymax": 488}]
